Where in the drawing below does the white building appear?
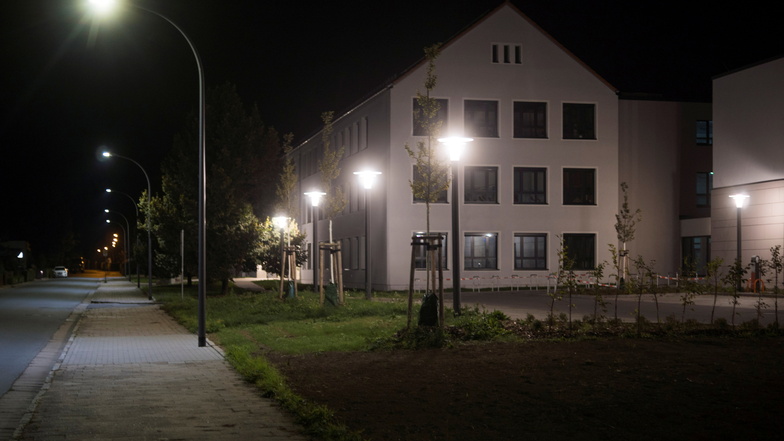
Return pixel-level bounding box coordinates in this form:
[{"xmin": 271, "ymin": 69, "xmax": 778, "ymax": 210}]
[
  {"xmin": 711, "ymin": 56, "xmax": 784, "ymax": 272},
  {"xmin": 288, "ymin": 2, "xmax": 714, "ymax": 290}
]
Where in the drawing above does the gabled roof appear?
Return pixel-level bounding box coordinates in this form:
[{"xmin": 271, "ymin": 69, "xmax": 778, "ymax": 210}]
[{"xmin": 391, "ymin": 1, "xmax": 617, "ymax": 93}]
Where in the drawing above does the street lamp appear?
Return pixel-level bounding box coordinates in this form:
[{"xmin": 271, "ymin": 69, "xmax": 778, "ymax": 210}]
[
  {"xmin": 90, "ymin": 1, "xmax": 207, "ymax": 346},
  {"xmin": 105, "ymin": 209, "xmax": 131, "ymax": 279},
  {"xmin": 105, "ymin": 219, "xmax": 125, "ymax": 274},
  {"xmin": 106, "ymin": 188, "xmax": 141, "ymax": 286},
  {"xmin": 730, "ymin": 193, "xmax": 749, "ymax": 291},
  {"xmin": 354, "ymin": 170, "xmax": 381, "ymax": 299},
  {"xmin": 304, "ymin": 191, "xmax": 326, "ymax": 290},
  {"xmin": 102, "ymin": 151, "xmax": 153, "ymax": 300},
  {"xmin": 438, "ymin": 136, "xmax": 473, "ymax": 315}
]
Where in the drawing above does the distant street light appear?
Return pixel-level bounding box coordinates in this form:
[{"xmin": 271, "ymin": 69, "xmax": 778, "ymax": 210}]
[
  {"xmin": 439, "ymin": 136, "xmax": 473, "ymax": 316},
  {"xmin": 102, "ymin": 151, "xmax": 153, "ymax": 300},
  {"xmin": 105, "ymin": 209, "xmax": 131, "ymax": 279},
  {"xmin": 304, "ymin": 191, "xmax": 326, "ymax": 291},
  {"xmin": 354, "ymin": 170, "xmax": 381, "ymax": 299},
  {"xmin": 729, "ymin": 193, "xmax": 750, "ymax": 291},
  {"xmin": 106, "ymin": 188, "xmax": 141, "ymax": 286},
  {"xmin": 89, "ymin": 0, "xmax": 207, "ymax": 346}
]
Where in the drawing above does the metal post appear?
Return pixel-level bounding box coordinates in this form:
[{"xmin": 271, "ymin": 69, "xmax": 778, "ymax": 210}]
[
  {"xmin": 365, "ymin": 189, "xmax": 372, "ymax": 299},
  {"xmin": 452, "ymin": 160, "xmax": 461, "ymax": 315},
  {"xmin": 313, "ymin": 205, "xmax": 319, "ymax": 292},
  {"xmin": 736, "ymin": 205, "xmax": 742, "ymax": 292}
]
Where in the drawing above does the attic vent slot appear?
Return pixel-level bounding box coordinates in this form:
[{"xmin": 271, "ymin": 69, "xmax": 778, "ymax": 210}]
[{"xmin": 491, "ymin": 43, "xmax": 522, "ymax": 64}]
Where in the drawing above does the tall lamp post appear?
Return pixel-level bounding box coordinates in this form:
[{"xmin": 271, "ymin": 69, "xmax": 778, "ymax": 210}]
[
  {"xmin": 105, "ymin": 209, "xmax": 131, "ymax": 279},
  {"xmin": 106, "ymin": 188, "xmax": 141, "ymax": 287},
  {"xmin": 730, "ymin": 193, "xmax": 749, "ymax": 291},
  {"xmin": 102, "ymin": 151, "xmax": 153, "ymax": 300},
  {"xmin": 439, "ymin": 136, "xmax": 473, "ymax": 316},
  {"xmin": 90, "ymin": 0, "xmax": 207, "ymax": 346},
  {"xmin": 354, "ymin": 171, "xmax": 381, "ymax": 299},
  {"xmin": 304, "ymin": 191, "xmax": 326, "ymax": 290}
]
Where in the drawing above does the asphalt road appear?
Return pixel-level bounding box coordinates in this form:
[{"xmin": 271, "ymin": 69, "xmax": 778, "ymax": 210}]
[{"xmin": 0, "ymin": 277, "xmax": 98, "ymax": 396}]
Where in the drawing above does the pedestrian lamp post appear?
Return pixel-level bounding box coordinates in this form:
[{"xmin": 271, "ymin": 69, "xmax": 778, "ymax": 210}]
[
  {"xmin": 102, "ymin": 152, "xmax": 153, "ymax": 300},
  {"xmin": 729, "ymin": 193, "xmax": 750, "ymax": 291},
  {"xmin": 438, "ymin": 136, "xmax": 473, "ymax": 316},
  {"xmin": 354, "ymin": 170, "xmax": 381, "ymax": 300},
  {"xmin": 106, "ymin": 188, "xmax": 141, "ymax": 287},
  {"xmin": 304, "ymin": 191, "xmax": 326, "ymax": 291},
  {"xmin": 272, "ymin": 216, "xmax": 289, "ymax": 298},
  {"xmin": 88, "ymin": 0, "xmax": 208, "ymax": 346},
  {"xmin": 105, "ymin": 209, "xmax": 131, "ymax": 279}
]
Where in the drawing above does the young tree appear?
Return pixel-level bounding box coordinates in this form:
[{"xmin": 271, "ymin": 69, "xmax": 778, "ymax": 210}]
[
  {"xmin": 405, "ymin": 43, "xmax": 449, "ymax": 235},
  {"xmin": 722, "ymin": 258, "xmax": 748, "ymax": 326},
  {"xmin": 275, "ymin": 132, "xmax": 299, "ymax": 219},
  {"xmin": 257, "ymin": 217, "xmax": 308, "ymax": 278},
  {"xmin": 706, "ymin": 257, "xmax": 725, "ymax": 324},
  {"xmin": 317, "ymin": 111, "xmax": 347, "ymax": 283},
  {"xmin": 614, "ymin": 182, "xmax": 642, "ymax": 287},
  {"xmin": 769, "ymin": 245, "xmax": 782, "ymax": 327}
]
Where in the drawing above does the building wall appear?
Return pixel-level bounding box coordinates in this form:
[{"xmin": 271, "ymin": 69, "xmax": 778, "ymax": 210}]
[
  {"xmin": 618, "ymin": 99, "xmax": 712, "ymax": 275},
  {"xmin": 712, "ymin": 57, "xmax": 784, "ymax": 270}
]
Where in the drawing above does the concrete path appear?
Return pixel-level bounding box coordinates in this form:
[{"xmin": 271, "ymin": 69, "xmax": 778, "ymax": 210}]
[{"xmin": 12, "ymin": 278, "xmax": 308, "ymax": 440}]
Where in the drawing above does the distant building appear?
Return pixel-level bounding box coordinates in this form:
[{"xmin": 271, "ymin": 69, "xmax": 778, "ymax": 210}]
[{"xmin": 287, "ymin": 2, "xmax": 718, "ymax": 290}]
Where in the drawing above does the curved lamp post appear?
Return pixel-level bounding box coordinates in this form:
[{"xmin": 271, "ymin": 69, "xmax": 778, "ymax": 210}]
[
  {"xmin": 102, "ymin": 151, "xmax": 153, "ymax": 300},
  {"xmin": 438, "ymin": 136, "xmax": 473, "ymax": 316},
  {"xmin": 90, "ymin": 0, "xmax": 207, "ymax": 346},
  {"xmin": 304, "ymin": 191, "xmax": 326, "ymax": 290},
  {"xmin": 354, "ymin": 170, "xmax": 381, "ymax": 299}
]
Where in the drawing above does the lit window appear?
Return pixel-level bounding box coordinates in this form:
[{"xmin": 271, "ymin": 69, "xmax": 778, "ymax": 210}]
[{"xmin": 465, "ymin": 233, "xmax": 498, "ymax": 270}]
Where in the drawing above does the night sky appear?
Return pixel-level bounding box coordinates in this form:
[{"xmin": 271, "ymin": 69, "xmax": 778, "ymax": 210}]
[{"xmin": 1, "ymin": 0, "xmax": 782, "ymax": 262}]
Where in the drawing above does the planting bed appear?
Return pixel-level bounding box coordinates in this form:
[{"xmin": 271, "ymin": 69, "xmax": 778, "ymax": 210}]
[{"xmin": 268, "ymin": 337, "xmax": 784, "ymax": 440}]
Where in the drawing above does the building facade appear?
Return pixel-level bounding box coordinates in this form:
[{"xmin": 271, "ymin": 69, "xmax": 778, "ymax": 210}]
[{"xmin": 288, "ymin": 2, "xmax": 717, "ymax": 290}]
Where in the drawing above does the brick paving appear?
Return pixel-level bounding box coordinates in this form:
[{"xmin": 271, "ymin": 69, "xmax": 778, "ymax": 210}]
[{"xmin": 12, "ymin": 278, "xmax": 309, "ymax": 440}]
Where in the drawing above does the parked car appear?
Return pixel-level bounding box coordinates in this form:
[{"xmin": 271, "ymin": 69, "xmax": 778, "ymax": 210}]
[{"xmin": 53, "ymin": 266, "xmax": 68, "ymax": 278}]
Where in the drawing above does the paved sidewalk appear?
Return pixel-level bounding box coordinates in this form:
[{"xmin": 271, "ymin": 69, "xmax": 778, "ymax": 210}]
[{"xmin": 14, "ymin": 278, "xmax": 309, "ymax": 440}]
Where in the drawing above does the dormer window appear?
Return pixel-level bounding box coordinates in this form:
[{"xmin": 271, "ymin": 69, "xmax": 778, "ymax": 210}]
[{"xmin": 491, "ymin": 43, "xmax": 522, "ymax": 64}]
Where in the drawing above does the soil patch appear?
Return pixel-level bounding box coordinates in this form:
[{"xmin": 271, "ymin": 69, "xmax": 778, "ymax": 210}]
[{"xmin": 268, "ymin": 337, "xmax": 784, "ymax": 440}]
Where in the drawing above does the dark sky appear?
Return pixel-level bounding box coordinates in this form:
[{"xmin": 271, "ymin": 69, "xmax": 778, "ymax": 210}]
[{"xmin": 1, "ymin": 0, "xmax": 782, "ymax": 261}]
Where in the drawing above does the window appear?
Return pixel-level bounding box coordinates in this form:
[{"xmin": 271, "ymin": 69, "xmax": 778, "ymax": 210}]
[
  {"xmin": 513, "ymin": 102, "xmax": 547, "ymax": 138},
  {"xmin": 514, "ymin": 167, "xmax": 547, "ymax": 204},
  {"xmin": 465, "ymin": 233, "xmax": 498, "ymax": 270},
  {"xmin": 464, "ymin": 100, "xmax": 499, "ymax": 138},
  {"xmin": 682, "ymin": 236, "xmax": 711, "ymax": 276},
  {"xmin": 491, "ymin": 43, "xmax": 522, "ymax": 64},
  {"xmin": 563, "ymin": 103, "xmax": 596, "ymax": 139},
  {"xmin": 413, "ymin": 98, "xmax": 448, "ymax": 136},
  {"xmin": 514, "ymin": 233, "xmax": 547, "ymax": 270},
  {"xmin": 696, "ymin": 120, "xmax": 712, "ymax": 145},
  {"xmin": 563, "ymin": 233, "xmax": 595, "ymax": 270},
  {"xmin": 413, "ymin": 232, "xmax": 448, "ymax": 270},
  {"xmin": 563, "ymin": 168, "xmax": 595, "ymax": 205},
  {"xmin": 696, "ymin": 172, "xmax": 712, "ymax": 207},
  {"xmin": 465, "ymin": 166, "xmax": 498, "ymax": 203},
  {"xmin": 412, "ymin": 165, "xmax": 448, "ymax": 203}
]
